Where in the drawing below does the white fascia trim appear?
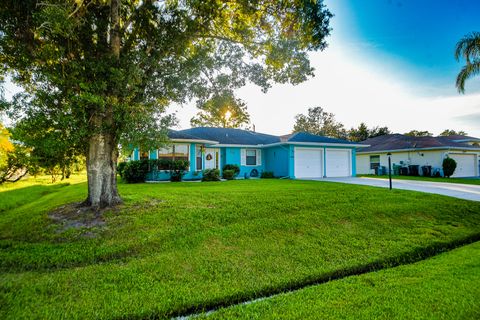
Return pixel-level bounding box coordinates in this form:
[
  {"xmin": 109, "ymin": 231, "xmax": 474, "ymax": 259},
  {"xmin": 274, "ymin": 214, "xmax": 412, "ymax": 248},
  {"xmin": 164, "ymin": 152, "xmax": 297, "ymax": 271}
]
[
  {"xmin": 170, "ymin": 139, "xmax": 219, "ymax": 144},
  {"xmin": 358, "ymin": 147, "xmax": 480, "ymax": 154},
  {"xmin": 212, "ymin": 144, "xmax": 265, "ymax": 148},
  {"xmin": 265, "ymin": 142, "xmax": 369, "ymax": 148},
  {"xmin": 203, "ymin": 141, "xmax": 370, "ymax": 148}
]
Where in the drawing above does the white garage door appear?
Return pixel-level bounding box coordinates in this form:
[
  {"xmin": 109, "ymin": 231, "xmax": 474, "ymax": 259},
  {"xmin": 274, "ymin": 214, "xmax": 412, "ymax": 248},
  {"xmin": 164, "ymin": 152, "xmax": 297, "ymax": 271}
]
[
  {"xmin": 295, "ymin": 148, "xmax": 323, "ymax": 178},
  {"xmin": 449, "ymin": 154, "xmax": 476, "ymax": 177},
  {"xmin": 326, "ymin": 149, "xmax": 351, "ymax": 177}
]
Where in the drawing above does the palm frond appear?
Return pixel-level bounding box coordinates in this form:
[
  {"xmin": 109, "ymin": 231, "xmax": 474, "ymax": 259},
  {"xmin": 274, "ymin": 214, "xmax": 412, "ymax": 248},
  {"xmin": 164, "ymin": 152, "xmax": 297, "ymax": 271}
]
[
  {"xmin": 454, "ymin": 31, "xmax": 480, "ymax": 63},
  {"xmin": 456, "ymin": 59, "xmax": 480, "ymax": 93}
]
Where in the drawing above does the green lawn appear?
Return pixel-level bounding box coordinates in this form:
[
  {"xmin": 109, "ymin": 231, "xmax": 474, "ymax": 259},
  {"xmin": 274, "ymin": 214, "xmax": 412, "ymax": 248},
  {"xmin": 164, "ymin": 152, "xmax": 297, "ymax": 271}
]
[
  {"xmin": 358, "ymin": 174, "xmax": 480, "ymax": 185},
  {"xmin": 200, "ymin": 242, "xmax": 480, "ymax": 319},
  {"xmin": 1, "ymin": 177, "xmax": 480, "ymax": 319}
]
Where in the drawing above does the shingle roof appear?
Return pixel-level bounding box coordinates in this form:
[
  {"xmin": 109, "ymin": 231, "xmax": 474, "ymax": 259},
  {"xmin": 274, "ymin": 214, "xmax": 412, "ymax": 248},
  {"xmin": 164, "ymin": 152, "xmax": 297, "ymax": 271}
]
[
  {"xmin": 168, "ymin": 127, "xmax": 366, "ymax": 146},
  {"xmin": 440, "ymin": 135, "xmax": 480, "ymax": 142},
  {"xmin": 287, "ymin": 132, "xmax": 359, "ymax": 145},
  {"xmin": 358, "ymin": 134, "xmax": 480, "ymax": 153},
  {"xmin": 168, "ymin": 130, "xmax": 208, "ymax": 141},
  {"xmin": 176, "ymin": 127, "xmax": 281, "ymax": 145}
]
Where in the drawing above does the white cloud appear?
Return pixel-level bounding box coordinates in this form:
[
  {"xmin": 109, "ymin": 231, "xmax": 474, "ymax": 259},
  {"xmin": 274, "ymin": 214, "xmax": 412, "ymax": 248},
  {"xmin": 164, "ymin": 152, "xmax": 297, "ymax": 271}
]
[{"xmin": 174, "ymin": 42, "xmax": 480, "ymax": 137}]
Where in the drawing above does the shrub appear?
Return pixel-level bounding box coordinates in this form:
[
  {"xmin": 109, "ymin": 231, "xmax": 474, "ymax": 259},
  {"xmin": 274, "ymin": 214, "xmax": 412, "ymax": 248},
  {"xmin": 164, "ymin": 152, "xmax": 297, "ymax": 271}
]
[
  {"xmin": 168, "ymin": 159, "xmax": 189, "ymax": 182},
  {"xmin": 202, "ymin": 168, "xmax": 221, "ymax": 181},
  {"xmin": 442, "ymin": 157, "xmax": 457, "ymax": 178},
  {"xmin": 222, "ymin": 169, "xmax": 235, "ymax": 180},
  {"xmin": 261, "ymin": 171, "xmax": 275, "ymax": 179},
  {"xmin": 223, "ymin": 164, "xmax": 240, "ymax": 176},
  {"xmin": 117, "ymin": 162, "xmax": 127, "ymax": 178},
  {"xmin": 122, "ymin": 160, "xmax": 150, "ymax": 183}
]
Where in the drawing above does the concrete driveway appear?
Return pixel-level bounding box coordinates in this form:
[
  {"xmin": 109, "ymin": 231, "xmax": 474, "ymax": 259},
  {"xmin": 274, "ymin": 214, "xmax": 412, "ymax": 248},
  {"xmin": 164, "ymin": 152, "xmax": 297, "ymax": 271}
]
[{"xmin": 319, "ymin": 177, "xmax": 480, "ymax": 201}]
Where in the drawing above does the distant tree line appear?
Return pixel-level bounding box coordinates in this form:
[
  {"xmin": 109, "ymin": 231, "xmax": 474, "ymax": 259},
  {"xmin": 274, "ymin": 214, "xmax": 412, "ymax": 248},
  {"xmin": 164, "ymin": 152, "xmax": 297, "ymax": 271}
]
[{"xmin": 292, "ymin": 106, "xmax": 468, "ymax": 141}]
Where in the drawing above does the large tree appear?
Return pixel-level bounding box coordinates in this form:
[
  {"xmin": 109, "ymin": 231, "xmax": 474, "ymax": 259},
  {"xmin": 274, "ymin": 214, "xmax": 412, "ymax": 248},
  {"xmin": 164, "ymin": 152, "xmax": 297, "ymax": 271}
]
[
  {"xmin": 455, "ymin": 31, "xmax": 480, "ymax": 93},
  {"xmin": 1, "ymin": 0, "xmax": 332, "ymax": 208},
  {"xmin": 190, "ymin": 91, "xmax": 250, "ymax": 128},
  {"xmin": 293, "ymin": 106, "xmax": 346, "ymax": 139}
]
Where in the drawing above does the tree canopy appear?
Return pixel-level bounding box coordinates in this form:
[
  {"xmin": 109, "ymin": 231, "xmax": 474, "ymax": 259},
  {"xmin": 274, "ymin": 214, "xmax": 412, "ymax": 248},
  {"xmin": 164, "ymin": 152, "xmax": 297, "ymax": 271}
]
[
  {"xmin": 455, "ymin": 31, "xmax": 480, "ymax": 93},
  {"xmin": 293, "ymin": 106, "xmax": 346, "ymax": 139},
  {"xmin": 404, "ymin": 130, "xmax": 433, "ymax": 137},
  {"xmin": 190, "ymin": 91, "xmax": 250, "ymax": 128},
  {"xmin": 347, "ymin": 122, "xmax": 391, "ymax": 142},
  {"xmin": 439, "ymin": 129, "xmax": 468, "ymax": 136},
  {"xmin": 0, "ymin": 0, "xmax": 332, "ymax": 207}
]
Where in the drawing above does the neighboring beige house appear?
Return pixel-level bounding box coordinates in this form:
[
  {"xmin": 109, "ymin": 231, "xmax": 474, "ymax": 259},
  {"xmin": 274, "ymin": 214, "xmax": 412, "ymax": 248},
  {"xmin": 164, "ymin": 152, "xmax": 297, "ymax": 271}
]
[{"xmin": 356, "ymin": 134, "xmax": 480, "ymax": 178}]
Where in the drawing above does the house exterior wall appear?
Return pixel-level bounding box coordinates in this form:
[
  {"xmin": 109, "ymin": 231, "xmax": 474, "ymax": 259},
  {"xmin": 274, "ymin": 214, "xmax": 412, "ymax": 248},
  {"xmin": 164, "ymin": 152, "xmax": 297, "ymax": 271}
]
[
  {"xmin": 356, "ymin": 150, "xmax": 480, "ymax": 176},
  {"xmin": 264, "ymin": 146, "xmax": 289, "ymax": 177},
  {"xmin": 223, "ymin": 147, "xmax": 265, "ymax": 178},
  {"xmin": 132, "ymin": 143, "xmax": 359, "ymax": 181}
]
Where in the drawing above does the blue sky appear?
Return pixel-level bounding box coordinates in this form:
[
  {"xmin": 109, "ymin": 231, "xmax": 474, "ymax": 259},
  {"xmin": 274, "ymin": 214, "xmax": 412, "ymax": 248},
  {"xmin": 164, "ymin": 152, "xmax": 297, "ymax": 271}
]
[
  {"xmin": 330, "ymin": 0, "xmax": 480, "ymax": 94},
  {"xmin": 218, "ymin": 0, "xmax": 480, "ymax": 136}
]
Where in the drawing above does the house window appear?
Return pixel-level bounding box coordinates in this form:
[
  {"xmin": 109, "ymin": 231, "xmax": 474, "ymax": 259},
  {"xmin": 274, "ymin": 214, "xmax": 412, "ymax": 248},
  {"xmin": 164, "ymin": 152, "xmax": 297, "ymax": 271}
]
[
  {"xmin": 196, "ymin": 145, "xmax": 203, "ymax": 171},
  {"xmin": 370, "ymin": 155, "xmax": 380, "ymax": 169},
  {"xmin": 246, "ymin": 149, "xmax": 257, "ymax": 166},
  {"xmin": 140, "ymin": 151, "xmax": 149, "ymax": 160},
  {"xmin": 157, "ymin": 144, "xmax": 189, "ymax": 170}
]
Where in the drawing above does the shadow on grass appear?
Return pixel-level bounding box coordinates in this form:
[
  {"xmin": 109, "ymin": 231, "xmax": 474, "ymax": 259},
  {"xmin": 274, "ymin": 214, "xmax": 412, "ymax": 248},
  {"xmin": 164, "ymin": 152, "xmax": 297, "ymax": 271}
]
[
  {"xmin": 120, "ymin": 233, "xmax": 480, "ymax": 320},
  {"xmin": 0, "ymin": 183, "xmax": 71, "ymax": 213}
]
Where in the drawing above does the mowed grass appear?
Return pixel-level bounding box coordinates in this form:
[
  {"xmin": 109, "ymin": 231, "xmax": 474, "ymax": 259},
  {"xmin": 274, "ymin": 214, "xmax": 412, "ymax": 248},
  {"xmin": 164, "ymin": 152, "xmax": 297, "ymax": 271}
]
[
  {"xmin": 1, "ymin": 177, "xmax": 480, "ymax": 319},
  {"xmin": 200, "ymin": 242, "xmax": 480, "ymax": 319},
  {"xmin": 359, "ymin": 174, "xmax": 480, "ymax": 185}
]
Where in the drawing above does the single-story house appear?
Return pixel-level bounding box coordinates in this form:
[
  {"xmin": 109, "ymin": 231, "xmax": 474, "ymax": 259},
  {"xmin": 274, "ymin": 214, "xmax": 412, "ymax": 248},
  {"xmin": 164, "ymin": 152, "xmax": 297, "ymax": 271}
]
[
  {"xmin": 131, "ymin": 127, "xmax": 367, "ymax": 180},
  {"xmin": 356, "ymin": 134, "xmax": 480, "ymax": 177}
]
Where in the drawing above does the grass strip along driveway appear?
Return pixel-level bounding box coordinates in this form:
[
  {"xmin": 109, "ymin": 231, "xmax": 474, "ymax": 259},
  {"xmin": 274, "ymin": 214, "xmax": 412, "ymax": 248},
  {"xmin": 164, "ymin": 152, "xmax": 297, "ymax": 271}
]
[
  {"xmin": 358, "ymin": 174, "xmax": 480, "ymax": 185},
  {"xmin": 199, "ymin": 242, "xmax": 480, "ymax": 319},
  {"xmin": 1, "ymin": 179, "xmax": 480, "ymax": 319}
]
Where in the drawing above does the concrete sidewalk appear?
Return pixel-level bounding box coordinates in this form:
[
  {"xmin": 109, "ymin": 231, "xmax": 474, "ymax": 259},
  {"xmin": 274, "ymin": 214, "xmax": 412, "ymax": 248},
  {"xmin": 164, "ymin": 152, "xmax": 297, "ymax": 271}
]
[{"xmin": 318, "ymin": 177, "xmax": 480, "ymax": 201}]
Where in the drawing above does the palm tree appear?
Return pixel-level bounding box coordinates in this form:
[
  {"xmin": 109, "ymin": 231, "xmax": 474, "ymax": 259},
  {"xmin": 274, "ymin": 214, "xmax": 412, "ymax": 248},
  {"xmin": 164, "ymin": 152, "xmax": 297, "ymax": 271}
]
[{"xmin": 455, "ymin": 32, "xmax": 480, "ymax": 93}]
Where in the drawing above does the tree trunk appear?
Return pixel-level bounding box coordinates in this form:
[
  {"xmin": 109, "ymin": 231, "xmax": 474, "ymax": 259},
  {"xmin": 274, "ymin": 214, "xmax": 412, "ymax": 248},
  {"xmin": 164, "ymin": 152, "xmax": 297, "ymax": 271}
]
[
  {"xmin": 85, "ymin": 132, "xmax": 122, "ymax": 209},
  {"xmin": 82, "ymin": 0, "xmax": 123, "ymax": 209}
]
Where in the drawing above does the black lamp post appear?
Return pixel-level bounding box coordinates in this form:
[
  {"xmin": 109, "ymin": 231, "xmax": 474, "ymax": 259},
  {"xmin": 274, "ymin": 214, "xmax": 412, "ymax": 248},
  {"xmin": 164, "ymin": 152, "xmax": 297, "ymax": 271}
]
[{"xmin": 387, "ymin": 152, "xmax": 392, "ymax": 190}]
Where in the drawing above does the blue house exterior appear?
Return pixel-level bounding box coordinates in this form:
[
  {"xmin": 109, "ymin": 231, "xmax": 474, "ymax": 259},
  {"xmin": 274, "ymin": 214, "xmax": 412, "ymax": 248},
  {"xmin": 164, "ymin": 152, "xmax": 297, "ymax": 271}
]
[{"xmin": 131, "ymin": 127, "xmax": 367, "ymax": 181}]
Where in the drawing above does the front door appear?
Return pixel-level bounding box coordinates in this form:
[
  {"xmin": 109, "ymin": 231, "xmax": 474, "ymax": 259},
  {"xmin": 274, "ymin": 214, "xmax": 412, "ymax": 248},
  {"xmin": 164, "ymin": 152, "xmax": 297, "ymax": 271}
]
[{"xmin": 204, "ymin": 148, "xmax": 220, "ymax": 169}]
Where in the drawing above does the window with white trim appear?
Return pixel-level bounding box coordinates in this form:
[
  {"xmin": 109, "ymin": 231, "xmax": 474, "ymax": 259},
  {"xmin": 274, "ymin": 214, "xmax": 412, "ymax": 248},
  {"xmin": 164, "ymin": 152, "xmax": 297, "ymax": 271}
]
[
  {"xmin": 370, "ymin": 155, "xmax": 380, "ymax": 169},
  {"xmin": 246, "ymin": 149, "xmax": 257, "ymax": 166}
]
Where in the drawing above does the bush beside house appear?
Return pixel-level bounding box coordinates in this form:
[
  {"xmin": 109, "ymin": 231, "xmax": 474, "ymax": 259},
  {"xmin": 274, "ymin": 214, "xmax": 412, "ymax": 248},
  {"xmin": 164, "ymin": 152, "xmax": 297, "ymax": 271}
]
[
  {"xmin": 261, "ymin": 171, "xmax": 275, "ymax": 178},
  {"xmin": 442, "ymin": 157, "xmax": 457, "ymax": 178},
  {"xmin": 120, "ymin": 159, "xmax": 190, "ymax": 183},
  {"xmin": 202, "ymin": 169, "xmax": 221, "ymax": 181},
  {"xmin": 222, "ymin": 164, "xmax": 240, "ymax": 180}
]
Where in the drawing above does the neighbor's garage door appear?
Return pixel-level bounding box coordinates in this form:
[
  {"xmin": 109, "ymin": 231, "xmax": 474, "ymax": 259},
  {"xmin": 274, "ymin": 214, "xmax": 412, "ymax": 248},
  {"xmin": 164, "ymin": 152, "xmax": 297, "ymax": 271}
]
[
  {"xmin": 449, "ymin": 154, "xmax": 476, "ymax": 177},
  {"xmin": 326, "ymin": 149, "xmax": 351, "ymax": 177},
  {"xmin": 294, "ymin": 148, "xmax": 323, "ymax": 178}
]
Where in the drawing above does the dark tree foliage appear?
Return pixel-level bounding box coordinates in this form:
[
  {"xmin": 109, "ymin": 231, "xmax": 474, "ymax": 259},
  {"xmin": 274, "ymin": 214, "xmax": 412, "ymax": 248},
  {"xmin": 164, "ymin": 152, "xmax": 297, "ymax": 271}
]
[
  {"xmin": 439, "ymin": 129, "xmax": 468, "ymax": 136},
  {"xmin": 455, "ymin": 31, "xmax": 480, "ymax": 93},
  {"xmin": 404, "ymin": 130, "xmax": 433, "ymax": 137},
  {"xmin": 442, "ymin": 157, "xmax": 457, "ymax": 178},
  {"xmin": 293, "ymin": 106, "xmax": 346, "ymax": 139},
  {"xmin": 348, "ymin": 122, "xmax": 391, "ymax": 142},
  {"xmin": 191, "ymin": 91, "xmax": 250, "ymax": 128},
  {"xmin": 0, "ymin": 0, "xmax": 332, "ymax": 208}
]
